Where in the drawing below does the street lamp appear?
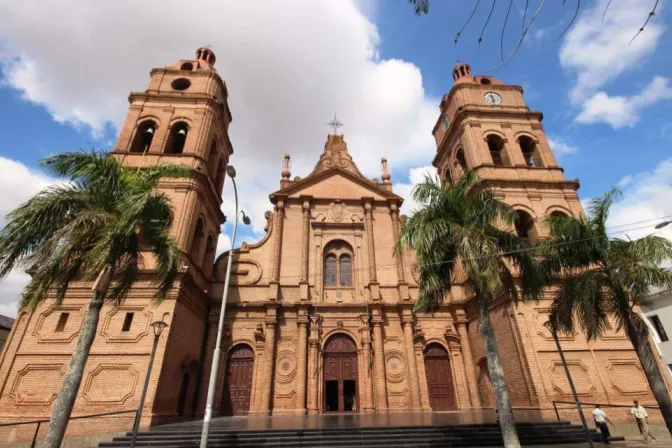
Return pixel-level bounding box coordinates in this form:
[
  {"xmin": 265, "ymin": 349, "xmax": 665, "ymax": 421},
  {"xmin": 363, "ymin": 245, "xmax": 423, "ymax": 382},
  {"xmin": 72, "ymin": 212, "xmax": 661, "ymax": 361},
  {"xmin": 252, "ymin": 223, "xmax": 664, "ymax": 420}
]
[
  {"xmin": 201, "ymin": 166, "xmax": 250, "ymax": 448},
  {"xmin": 655, "ymin": 221, "xmax": 671, "ymax": 230},
  {"xmin": 130, "ymin": 320, "xmax": 168, "ymax": 448}
]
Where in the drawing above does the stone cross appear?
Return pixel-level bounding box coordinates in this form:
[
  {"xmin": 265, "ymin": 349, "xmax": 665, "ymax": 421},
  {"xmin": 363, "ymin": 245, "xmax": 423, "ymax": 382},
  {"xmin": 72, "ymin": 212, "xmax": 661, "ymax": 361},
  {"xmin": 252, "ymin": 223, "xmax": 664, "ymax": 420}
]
[{"xmin": 327, "ymin": 114, "xmax": 343, "ymax": 134}]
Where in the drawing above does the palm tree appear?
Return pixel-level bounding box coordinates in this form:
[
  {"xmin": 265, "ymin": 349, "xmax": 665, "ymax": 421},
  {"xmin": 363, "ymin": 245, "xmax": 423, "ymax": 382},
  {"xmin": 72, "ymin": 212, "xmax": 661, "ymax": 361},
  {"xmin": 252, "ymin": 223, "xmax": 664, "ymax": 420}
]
[
  {"xmin": 0, "ymin": 151, "xmax": 189, "ymax": 448},
  {"xmin": 540, "ymin": 188, "xmax": 672, "ymax": 436},
  {"xmin": 396, "ymin": 170, "xmax": 547, "ymax": 448}
]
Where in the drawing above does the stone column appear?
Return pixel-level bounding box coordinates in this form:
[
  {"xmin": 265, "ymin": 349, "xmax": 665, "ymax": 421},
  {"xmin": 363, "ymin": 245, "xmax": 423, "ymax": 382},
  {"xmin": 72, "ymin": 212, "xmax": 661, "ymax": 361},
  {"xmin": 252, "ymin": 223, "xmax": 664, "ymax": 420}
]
[
  {"xmin": 295, "ymin": 316, "xmax": 309, "ymax": 413},
  {"xmin": 269, "ymin": 199, "xmax": 285, "ymax": 300},
  {"xmin": 271, "ymin": 200, "xmax": 285, "ymax": 280},
  {"xmin": 363, "ymin": 201, "xmax": 378, "ymax": 283},
  {"xmin": 359, "ymin": 315, "xmax": 374, "ymax": 412},
  {"xmin": 372, "ymin": 315, "xmax": 388, "ymax": 412},
  {"xmin": 455, "ymin": 313, "xmax": 481, "ymax": 408},
  {"xmin": 260, "ymin": 317, "xmax": 278, "ymax": 415},
  {"xmin": 390, "ymin": 203, "xmax": 406, "ymax": 283},
  {"xmin": 402, "ymin": 317, "xmax": 422, "ymax": 410},
  {"xmin": 300, "ymin": 198, "xmax": 311, "ymax": 282},
  {"xmin": 306, "ymin": 314, "xmax": 321, "ymax": 414}
]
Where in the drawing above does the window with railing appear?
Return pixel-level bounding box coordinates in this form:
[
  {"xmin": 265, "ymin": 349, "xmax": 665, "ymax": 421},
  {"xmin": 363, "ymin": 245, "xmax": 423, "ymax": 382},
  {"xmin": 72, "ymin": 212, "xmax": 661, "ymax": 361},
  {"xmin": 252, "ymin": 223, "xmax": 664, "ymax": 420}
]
[{"xmin": 650, "ymin": 315, "xmax": 669, "ymax": 342}]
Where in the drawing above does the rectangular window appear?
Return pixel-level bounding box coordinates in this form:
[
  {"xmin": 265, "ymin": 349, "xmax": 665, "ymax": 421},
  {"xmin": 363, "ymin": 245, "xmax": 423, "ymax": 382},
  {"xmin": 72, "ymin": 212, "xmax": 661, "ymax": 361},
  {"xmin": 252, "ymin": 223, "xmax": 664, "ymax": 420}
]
[
  {"xmin": 55, "ymin": 312, "xmax": 69, "ymax": 332},
  {"xmin": 650, "ymin": 315, "xmax": 669, "ymax": 342},
  {"xmin": 122, "ymin": 312, "xmax": 134, "ymax": 332}
]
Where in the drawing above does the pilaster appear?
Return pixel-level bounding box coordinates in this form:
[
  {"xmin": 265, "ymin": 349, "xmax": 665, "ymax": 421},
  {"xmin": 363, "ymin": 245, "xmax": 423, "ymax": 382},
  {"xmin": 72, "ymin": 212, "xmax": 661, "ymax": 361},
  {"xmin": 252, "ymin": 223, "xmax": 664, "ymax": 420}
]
[
  {"xmin": 269, "ymin": 198, "xmax": 285, "ymax": 301},
  {"xmin": 295, "ymin": 307, "xmax": 309, "ymax": 414},
  {"xmin": 299, "ymin": 196, "xmax": 312, "ymax": 301},
  {"xmin": 371, "ymin": 308, "xmax": 388, "ymax": 412},
  {"xmin": 260, "ymin": 306, "xmax": 278, "ymax": 414},
  {"xmin": 401, "ymin": 310, "xmax": 422, "ymax": 411},
  {"xmin": 455, "ymin": 310, "xmax": 481, "ymax": 408},
  {"xmin": 363, "ymin": 199, "xmax": 380, "ymax": 300},
  {"xmin": 306, "ymin": 314, "xmax": 321, "ymax": 414},
  {"xmin": 359, "ymin": 313, "xmax": 375, "ymax": 412}
]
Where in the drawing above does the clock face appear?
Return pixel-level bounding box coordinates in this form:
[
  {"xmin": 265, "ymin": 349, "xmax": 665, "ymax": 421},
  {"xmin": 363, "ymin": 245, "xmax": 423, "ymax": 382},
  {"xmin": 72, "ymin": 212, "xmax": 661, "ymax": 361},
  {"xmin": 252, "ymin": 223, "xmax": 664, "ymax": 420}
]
[
  {"xmin": 484, "ymin": 92, "xmax": 502, "ymax": 105},
  {"xmin": 442, "ymin": 114, "xmax": 450, "ymax": 131}
]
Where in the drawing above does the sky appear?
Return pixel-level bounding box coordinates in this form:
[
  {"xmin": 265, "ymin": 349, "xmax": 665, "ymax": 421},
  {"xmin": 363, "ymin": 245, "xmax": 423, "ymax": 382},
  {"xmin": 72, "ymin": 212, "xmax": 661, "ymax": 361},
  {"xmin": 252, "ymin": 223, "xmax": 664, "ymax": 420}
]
[{"xmin": 0, "ymin": 0, "xmax": 671, "ymax": 317}]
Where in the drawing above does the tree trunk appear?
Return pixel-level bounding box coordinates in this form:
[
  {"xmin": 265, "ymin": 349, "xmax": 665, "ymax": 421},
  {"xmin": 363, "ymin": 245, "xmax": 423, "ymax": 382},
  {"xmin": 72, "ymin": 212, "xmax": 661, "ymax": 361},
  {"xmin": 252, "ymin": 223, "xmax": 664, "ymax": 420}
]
[
  {"xmin": 42, "ymin": 267, "xmax": 110, "ymax": 448},
  {"xmin": 626, "ymin": 313, "xmax": 672, "ymax": 437},
  {"xmin": 477, "ymin": 295, "xmax": 521, "ymax": 448}
]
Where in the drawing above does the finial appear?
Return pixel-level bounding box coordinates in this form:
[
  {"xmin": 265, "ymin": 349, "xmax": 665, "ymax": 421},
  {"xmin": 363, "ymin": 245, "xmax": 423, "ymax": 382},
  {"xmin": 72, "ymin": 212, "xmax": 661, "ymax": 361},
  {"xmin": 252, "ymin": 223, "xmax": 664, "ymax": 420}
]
[
  {"xmin": 281, "ymin": 153, "xmax": 291, "ymax": 181},
  {"xmin": 327, "ymin": 114, "xmax": 343, "ymax": 135},
  {"xmin": 381, "ymin": 157, "xmax": 391, "ymax": 183}
]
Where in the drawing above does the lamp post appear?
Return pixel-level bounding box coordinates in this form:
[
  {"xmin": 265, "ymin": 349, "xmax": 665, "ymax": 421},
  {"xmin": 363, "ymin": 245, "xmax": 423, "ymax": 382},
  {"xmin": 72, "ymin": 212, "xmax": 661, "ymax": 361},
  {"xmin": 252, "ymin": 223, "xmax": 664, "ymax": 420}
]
[
  {"xmin": 130, "ymin": 320, "xmax": 168, "ymax": 448},
  {"xmin": 655, "ymin": 221, "xmax": 671, "ymax": 230},
  {"xmin": 201, "ymin": 166, "xmax": 250, "ymax": 448},
  {"xmin": 546, "ymin": 321, "xmax": 595, "ymax": 448}
]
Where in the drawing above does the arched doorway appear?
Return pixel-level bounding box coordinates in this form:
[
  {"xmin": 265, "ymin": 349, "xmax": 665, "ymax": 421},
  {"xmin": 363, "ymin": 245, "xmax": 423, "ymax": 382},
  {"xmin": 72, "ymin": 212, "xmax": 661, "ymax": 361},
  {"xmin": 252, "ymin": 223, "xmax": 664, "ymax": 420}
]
[
  {"xmin": 424, "ymin": 343, "xmax": 456, "ymax": 411},
  {"xmin": 221, "ymin": 344, "xmax": 254, "ymax": 415},
  {"xmin": 323, "ymin": 334, "xmax": 359, "ymax": 412}
]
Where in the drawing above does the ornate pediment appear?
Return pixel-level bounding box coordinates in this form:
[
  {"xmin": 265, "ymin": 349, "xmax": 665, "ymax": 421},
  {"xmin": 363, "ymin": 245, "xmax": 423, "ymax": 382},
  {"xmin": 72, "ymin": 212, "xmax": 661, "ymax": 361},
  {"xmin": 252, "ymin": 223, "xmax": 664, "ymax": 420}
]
[{"xmin": 312, "ymin": 201, "xmax": 364, "ymax": 226}]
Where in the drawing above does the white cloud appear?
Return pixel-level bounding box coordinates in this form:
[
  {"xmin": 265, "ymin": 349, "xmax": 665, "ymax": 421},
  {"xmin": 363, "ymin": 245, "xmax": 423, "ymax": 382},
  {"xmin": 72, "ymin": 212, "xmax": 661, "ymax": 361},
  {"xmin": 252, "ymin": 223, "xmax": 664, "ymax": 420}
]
[
  {"xmin": 576, "ymin": 76, "xmax": 672, "ymax": 129},
  {"xmin": 0, "ymin": 157, "xmax": 56, "ymax": 317},
  {"xmin": 559, "ymin": 0, "xmax": 667, "ymax": 127},
  {"xmin": 547, "ymin": 135, "xmax": 578, "ymax": 156},
  {"xmin": 560, "ymin": 0, "xmax": 665, "ymax": 103},
  {"xmin": 607, "ymin": 158, "xmax": 672, "ymax": 242},
  {"xmin": 0, "ymin": 0, "xmax": 439, "ymax": 239},
  {"xmin": 216, "ymin": 233, "xmax": 232, "ymax": 256},
  {"xmin": 395, "ymin": 165, "xmax": 436, "ymax": 216},
  {"xmin": 0, "ymin": 157, "xmax": 55, "ymax": 226}
]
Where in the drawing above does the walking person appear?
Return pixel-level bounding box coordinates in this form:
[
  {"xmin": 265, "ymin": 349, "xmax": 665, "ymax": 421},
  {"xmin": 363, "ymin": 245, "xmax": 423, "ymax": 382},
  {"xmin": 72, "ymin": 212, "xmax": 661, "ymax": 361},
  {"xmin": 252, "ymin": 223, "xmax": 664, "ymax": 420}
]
[
  {"xmin": 631, "ymin": 400, "xmax": 657, "ymax": 443},
  {"xmin": 592, "ymin": 404, "xmax": 613, "ymax": 444}
]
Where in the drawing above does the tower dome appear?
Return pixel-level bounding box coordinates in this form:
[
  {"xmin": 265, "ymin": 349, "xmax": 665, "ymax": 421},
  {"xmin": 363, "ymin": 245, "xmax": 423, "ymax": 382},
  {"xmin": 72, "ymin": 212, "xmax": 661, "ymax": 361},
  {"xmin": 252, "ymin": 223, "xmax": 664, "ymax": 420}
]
[
  {"xmin": 452, "ymin": 62, "xmax": 472, "ymax": 84},
  {"xmin": 196, "ymin": 47, "xmax": 216, "ymax": 68}
]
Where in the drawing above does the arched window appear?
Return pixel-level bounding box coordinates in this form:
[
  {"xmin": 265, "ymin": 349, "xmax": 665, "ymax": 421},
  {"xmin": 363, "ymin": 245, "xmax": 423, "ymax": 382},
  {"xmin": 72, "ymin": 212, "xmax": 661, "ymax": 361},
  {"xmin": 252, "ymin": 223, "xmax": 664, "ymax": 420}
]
[
  {"xmin": 339, "ymin": 255, "xmax": 352, "ymax": 287},
  {"xmin": 177, "ymin": 372, "xmax": 190, "ymax": 416},
  {"xmin": 180, "ymin": 62, "xmax": 193, "ymax": 71},
  {"xmin": 456, "ymin": 148, "xmax": 468, "ymax": 175},
  {"xmin": 519, "ymin": 136, "xmax": 543, "ymax": 168},
  {"xmin": 167, "ymin": 122, "xmax": 189, "ymax": 154},
  {"xmin": 550, "ymin": 210, "xmax": 568, "ymax": 218},
  {"xmin": 215, "ymin": 160, "xmax": 225, "ymax": 193},
  {"xmin": 203, "ymin": 235, "xmax": 216, "ymax": 273},
  {"xmin": 444, "ymin": 165, "xmax": 453, "ymax": 185},
  {"xmin": 323, "ymin": 240, "xmax": 355, "ymax": 288},
  {"xmin": 515, "ymin": 210, "xmax": 535, "ymax": 246},
  {"xmin": 480, "ymin": 78, "xmax": 492, "ymax": 85},
  {"xmin": 190, "ymin": 218, "xmax": 204, "ymax": 262},
  {"xmin": 130, "ymin": 121, "xmax": 156, "ymax": 154},
  {"xmin": 324, "ymin": 255, "xmax": 337, "ymax": 287},
  {"xmin": 486, "ymin": 135, "xmax": 508, "ymax": 166}
]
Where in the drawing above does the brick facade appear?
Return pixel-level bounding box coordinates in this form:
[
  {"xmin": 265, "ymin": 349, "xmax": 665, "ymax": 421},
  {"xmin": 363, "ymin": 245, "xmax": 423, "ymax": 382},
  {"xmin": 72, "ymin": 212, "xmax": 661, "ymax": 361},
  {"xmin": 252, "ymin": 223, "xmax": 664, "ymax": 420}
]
[{"xmin": 0, "ymin": 53, "xmax": 666, "ymax": 444}]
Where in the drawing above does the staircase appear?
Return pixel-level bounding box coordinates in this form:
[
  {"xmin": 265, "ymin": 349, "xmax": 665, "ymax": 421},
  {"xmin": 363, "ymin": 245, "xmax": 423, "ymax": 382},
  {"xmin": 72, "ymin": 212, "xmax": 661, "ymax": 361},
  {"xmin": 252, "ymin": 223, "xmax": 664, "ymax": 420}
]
[{"xmin": 99, "ymin": 421, "xmax": 625, "ymax": 447}]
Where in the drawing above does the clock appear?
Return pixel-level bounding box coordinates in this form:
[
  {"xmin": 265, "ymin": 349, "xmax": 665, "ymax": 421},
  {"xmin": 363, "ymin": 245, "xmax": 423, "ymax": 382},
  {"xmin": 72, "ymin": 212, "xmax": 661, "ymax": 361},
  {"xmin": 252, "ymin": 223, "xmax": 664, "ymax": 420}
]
[
  {"xmin": 442, "ymin": 114, "xmax": 450, "ymax": 131},
  {"xmin": 484, "ymin": 92, "xmax": 502, "ymax": 105}
]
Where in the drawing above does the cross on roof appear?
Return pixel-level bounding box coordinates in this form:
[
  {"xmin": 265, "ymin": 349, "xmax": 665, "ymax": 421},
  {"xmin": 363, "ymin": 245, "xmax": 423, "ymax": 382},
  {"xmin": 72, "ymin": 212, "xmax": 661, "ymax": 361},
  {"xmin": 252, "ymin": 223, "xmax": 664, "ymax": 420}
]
[{"xmin": 327, "ymin": 114, "xmax": 343, "ymax": 134}]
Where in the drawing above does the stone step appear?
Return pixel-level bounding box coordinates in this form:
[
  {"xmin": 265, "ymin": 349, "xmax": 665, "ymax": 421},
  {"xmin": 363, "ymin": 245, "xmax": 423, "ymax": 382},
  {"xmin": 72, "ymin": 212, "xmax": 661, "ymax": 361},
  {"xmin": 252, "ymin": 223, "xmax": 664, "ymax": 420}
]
[{"xmin": 98, "ymin": 422, "xmax": 625, "ymax": 447}]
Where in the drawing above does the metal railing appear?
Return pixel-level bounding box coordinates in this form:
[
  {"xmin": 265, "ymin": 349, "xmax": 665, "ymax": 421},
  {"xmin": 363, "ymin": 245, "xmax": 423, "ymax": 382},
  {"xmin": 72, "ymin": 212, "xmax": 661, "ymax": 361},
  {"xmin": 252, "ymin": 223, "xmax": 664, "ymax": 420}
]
[
  {"xmin": 552, "ymin": 400, "xmax": 658, "ymax": 421},
  {"xmin": 0, "ymin": 409, "xmax": 138, "ymax": 448}
]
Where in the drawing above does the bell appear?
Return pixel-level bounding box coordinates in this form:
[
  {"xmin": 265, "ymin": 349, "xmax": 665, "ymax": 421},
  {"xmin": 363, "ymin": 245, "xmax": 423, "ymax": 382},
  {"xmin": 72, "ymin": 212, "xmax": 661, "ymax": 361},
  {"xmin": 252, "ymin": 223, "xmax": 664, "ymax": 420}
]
[
  {"xmin": 144, "ymin": 127, "xmax": 154, "ymax": 134},
  {"xmin": 177, "ymin": 128, "xmax": 187, "ymax": 136}
]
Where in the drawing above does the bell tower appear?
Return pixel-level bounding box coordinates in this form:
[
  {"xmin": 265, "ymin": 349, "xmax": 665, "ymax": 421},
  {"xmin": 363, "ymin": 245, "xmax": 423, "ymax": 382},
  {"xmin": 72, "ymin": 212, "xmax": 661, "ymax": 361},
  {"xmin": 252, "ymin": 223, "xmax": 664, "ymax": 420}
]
[
  {"xmin": 432, "ymin": 62, "xmax": 583, "ymax": 241},
  {"xmin": 113, "ymin": 47, "xmax": 232, "ymax": 279}
]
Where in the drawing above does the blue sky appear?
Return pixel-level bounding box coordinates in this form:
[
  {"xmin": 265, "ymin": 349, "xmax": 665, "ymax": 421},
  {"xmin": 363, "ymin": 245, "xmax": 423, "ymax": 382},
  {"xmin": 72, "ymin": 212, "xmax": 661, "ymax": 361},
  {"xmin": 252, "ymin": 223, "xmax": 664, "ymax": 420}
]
[{"xmin": 0, "ymin": 0, "xmax": 671, "ymax": 315}]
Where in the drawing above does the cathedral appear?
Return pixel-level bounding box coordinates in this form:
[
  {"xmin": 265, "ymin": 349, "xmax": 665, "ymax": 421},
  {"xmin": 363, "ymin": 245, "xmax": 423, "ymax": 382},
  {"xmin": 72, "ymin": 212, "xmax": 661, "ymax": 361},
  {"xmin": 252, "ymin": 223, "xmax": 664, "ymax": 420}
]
[{"xmin": 0, "ymin": 48, "xmax": 665, "ymax": 442}]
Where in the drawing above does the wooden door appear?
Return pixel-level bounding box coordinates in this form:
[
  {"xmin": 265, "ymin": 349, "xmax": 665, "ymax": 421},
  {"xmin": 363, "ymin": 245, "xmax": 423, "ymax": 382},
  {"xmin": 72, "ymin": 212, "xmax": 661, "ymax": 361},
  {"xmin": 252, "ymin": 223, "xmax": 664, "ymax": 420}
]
[
  {"xmin": 323, "ymin": 334, "xmax": 359, "ymax": 412},
  {"xmin": 424, "ymin": 344, "xmax": 456, "ymax": 411},
  {"xmin": 221, "ymin": 344, "xmax": 254, "ymax": 415}
]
